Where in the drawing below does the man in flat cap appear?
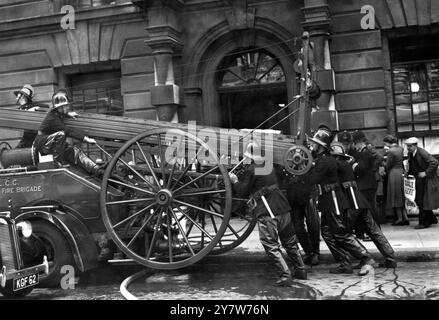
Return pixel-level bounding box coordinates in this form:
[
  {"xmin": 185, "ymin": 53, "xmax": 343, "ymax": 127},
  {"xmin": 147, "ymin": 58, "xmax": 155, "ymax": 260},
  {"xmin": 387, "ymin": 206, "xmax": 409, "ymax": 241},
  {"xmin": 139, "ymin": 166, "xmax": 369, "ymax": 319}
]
[{"xmin": 405, "ymin": 137, "xmax": 439, "ymax": 229}]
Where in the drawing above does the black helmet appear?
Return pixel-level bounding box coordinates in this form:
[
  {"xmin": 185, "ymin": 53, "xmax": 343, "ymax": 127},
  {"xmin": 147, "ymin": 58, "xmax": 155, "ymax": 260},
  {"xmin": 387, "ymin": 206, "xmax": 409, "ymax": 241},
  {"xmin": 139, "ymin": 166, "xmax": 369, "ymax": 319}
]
[
  {"xmin": 51, "ymin": 89, "xmax": 71, "ymax": 110},
  {"xmin": 308, "ymin": 124, "xmax": 334, "ymax": 150},
  {"xmin": 330, "ymin": 142, "xmax": 353, "ymax": 160}
]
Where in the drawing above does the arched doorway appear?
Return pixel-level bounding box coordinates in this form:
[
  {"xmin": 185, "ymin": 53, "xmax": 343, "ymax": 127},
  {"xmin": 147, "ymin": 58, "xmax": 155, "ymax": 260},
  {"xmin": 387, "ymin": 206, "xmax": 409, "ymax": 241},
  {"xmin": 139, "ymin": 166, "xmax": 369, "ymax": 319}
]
[{"xmin": 217, "ymin": 48, "xmax": 290, "ymax": 133}]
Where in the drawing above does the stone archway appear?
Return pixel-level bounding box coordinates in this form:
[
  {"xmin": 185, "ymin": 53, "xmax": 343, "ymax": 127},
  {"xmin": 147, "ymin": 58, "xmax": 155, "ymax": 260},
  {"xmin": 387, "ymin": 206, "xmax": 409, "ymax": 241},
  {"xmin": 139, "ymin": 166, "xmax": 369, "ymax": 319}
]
[{"xmin": 184, "ymin": 19, "xmax": 301, "ymax": 133}]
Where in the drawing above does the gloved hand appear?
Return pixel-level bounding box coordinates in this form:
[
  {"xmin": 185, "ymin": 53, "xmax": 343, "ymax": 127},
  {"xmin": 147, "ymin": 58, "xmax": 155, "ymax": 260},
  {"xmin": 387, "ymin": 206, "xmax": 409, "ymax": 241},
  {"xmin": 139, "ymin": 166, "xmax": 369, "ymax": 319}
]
[
  {"xmin": 67, "ymin": 111, "xmax": 79, "ymax": 119},
  {"xmin": 229, "ymin": 172, "xmax": 238, "ymax": 184},
  {"xmin": 84, "ymin": 136, "xmax": 96, "ymax": 144}
]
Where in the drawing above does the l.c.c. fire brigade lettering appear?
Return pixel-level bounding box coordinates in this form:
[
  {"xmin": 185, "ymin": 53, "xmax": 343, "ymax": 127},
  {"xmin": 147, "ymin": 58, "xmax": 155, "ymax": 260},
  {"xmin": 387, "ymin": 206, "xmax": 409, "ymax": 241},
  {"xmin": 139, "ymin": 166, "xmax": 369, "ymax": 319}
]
[
  {"xmin": 0, "ymin": 178, "xmax": 43, "ymax": 194},
  {"xmin": 0, "ymin": 179, "xmax": 18, "ymax": 187}
]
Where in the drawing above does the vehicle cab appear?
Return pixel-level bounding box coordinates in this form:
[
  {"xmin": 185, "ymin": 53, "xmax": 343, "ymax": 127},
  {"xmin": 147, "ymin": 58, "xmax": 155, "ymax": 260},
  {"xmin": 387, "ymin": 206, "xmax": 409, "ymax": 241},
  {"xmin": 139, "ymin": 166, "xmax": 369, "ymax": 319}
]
[{"xmin": 0, "ymin": 209, "xmax": 48, "ymax": 298}]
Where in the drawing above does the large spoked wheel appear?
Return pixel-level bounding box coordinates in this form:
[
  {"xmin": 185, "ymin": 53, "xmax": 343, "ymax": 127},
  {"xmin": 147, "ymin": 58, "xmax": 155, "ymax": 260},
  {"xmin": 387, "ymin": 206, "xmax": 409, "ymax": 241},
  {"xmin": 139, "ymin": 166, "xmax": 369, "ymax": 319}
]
[
  {"xmin": 100, "ymin": 128, "xmax": 232, "ymax": 270},
  {"xmin": 210, "ymin": 197, "xmax": 257, "ymax": 255}
]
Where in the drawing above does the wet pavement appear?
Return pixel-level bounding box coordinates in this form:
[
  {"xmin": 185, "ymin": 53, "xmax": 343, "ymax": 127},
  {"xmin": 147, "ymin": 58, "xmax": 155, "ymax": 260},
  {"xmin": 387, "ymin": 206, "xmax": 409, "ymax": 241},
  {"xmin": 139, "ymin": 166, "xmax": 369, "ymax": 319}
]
[{"xmin": 12, "ymin": 259, "xmax": 439, "ymax": 300}]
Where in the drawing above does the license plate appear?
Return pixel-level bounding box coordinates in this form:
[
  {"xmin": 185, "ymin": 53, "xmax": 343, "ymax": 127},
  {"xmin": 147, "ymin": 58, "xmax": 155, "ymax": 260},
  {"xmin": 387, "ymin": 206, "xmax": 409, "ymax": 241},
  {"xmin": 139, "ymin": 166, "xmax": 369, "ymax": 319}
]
[{"xmin": 13, "ymin": 273, "xmax": 39, "ymax": 291}]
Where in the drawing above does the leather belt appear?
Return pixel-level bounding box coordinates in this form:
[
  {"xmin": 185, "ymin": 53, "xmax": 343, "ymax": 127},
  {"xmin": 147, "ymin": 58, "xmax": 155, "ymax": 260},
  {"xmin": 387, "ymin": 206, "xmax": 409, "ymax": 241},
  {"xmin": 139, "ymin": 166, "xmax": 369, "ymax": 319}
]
[
  {"xmin": 251, "ymin": 184, "xmax": 279, "ymax": 201},
  {"xmin": 342, "ymin": 181, "xmax": 357, "ymax": 189}
]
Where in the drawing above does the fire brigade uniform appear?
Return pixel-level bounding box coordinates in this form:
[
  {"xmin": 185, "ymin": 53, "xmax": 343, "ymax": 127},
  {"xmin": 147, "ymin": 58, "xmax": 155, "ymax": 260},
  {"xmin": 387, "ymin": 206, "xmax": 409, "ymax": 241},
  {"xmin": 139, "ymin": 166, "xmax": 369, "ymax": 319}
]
[
  {"xmin": 14, "ymin": 84, "xmax": 48, "ymax": 149},
  {"xmin": 33, "ymin": 90, "xmax": 102, "ymax": 176},
  {"xmin": 331, "ymin": 143, "xmax": 396, "ymax": 268},
  {"xmin": 308, "ymin": 125, "xmax": 374, "ymax": 275},
  {"xmin": 231, "ymin": 161, "xmax": 306, "ymax": 285},
  {"xmin": 286, "ymin": 172, "xmax": 320, "ymax": 265}
]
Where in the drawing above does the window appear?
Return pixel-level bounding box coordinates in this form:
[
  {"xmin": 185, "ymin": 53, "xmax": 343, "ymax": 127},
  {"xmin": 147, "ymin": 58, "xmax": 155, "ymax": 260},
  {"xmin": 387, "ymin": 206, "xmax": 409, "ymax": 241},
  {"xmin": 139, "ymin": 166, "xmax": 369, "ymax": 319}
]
[
  {"xmin": 392, "ymin": 61, "xmax": 439, "ymax": 133},
  {"xmin": 218, "ymin": 49, "xmax": 285, "ymax": 89},
  {"xmin": 390, "ymin": 32, "xmax": 439, "ymax": 136},
  {"xmin": 217, "ymin": 49, "xmax": 289, "ymax": 132},
  {"xmin": 67, "ymin": 68, "xmax": 123, "ymax": 116}
]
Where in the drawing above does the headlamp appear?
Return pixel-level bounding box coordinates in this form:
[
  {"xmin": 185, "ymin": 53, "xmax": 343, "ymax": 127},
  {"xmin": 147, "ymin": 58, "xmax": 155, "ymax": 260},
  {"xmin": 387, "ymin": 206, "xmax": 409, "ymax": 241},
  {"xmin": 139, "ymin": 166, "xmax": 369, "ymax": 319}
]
[{"xmin": 17, "ymin": 220, "xmax": 32, "ymax": 238}]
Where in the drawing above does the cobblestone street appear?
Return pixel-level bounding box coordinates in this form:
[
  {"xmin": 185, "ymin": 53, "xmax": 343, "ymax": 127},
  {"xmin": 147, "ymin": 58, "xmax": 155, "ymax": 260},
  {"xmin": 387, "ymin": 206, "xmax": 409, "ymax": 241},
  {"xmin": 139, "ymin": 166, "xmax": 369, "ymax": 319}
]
[{"xmin": 15, "ymin": 260, "xmax": 439, "ymax": 300}]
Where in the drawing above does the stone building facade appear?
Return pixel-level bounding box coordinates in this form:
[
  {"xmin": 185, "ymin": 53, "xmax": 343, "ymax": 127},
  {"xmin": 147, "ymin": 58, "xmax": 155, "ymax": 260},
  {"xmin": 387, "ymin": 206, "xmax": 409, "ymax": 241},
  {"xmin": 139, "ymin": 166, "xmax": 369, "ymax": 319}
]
[{"xmin": 1, "ymin": 0, "xmax": 439, "ymax": 153}]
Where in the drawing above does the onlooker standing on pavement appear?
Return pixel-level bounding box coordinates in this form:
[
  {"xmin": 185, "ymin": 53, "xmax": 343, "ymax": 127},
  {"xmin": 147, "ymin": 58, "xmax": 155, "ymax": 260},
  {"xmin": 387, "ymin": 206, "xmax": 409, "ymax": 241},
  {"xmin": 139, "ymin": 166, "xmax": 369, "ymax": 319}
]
[
  {"xmin": 286, "ymin": 173, "xmax": 320, "ymax": 266},
  {"xmin": 338, "ymin": 130, "xmax": 354, "ymax": 155},
  {"xmin": 351, "ymin": 131, "xmax": 380, "ymax": 240},
  {"xmin": 405, "ymin": 137, "xmax": 439, "ymax": 229},
  {"xmin": 383, "ymin": 135, "xmax": 408, "ymax": 226},
  {"xmin": 229, "ymin": 143, "xmax": 307, "ymax": 286}
]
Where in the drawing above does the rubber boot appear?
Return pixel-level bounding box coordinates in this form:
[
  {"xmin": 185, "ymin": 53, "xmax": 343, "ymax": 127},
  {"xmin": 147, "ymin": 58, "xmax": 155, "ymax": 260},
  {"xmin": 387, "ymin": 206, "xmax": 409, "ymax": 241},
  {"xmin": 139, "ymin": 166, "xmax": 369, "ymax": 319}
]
[
  {"xmin": 286, "ymin": 248, "xmax": 307, "ymax": 280},
  {"xmin": 74, "ymin": 147, "xmax": 103, "ymax": 177}
]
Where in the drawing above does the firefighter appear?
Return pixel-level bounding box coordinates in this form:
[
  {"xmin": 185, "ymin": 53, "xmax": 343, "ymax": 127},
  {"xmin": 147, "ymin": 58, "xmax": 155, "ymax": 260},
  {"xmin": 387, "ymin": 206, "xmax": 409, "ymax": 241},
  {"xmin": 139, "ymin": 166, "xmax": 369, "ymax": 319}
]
[
  {"xmin": 14, "ymin": 84, "xmax": 48, "ymax": 148},
  {"xmin": 307, "ymin": 125, "xmax": 375, "ymax": 276},
  {"xmin": 286, "ymin": 173, "xmax": 320, "ymax": 266},
  {"xmin": 229, "ymin": 142, "xmax": 307, "ymax": 286},
  {"xmin": 33, "ymin": 89, "xmax": 103, "ymax": 177},
  {"xmin": 331, "ymin": 142, "xmax": 397, "ymax": 269}
]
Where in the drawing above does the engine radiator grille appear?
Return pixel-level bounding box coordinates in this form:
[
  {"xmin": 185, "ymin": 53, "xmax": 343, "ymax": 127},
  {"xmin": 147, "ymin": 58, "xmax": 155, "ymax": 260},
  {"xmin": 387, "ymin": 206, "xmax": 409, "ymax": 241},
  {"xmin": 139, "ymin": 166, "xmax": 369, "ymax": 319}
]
[{"xmin": 0, "ymin": 222, "xmax": 17, "ymax": 272}]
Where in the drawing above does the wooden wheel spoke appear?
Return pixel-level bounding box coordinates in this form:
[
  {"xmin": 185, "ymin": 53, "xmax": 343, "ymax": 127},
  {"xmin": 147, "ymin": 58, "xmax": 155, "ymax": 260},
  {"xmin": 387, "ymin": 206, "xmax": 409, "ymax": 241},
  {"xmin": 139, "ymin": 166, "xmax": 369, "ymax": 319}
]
[
  {"xmin": 146, "ymin": 212, "xmax": 163, "ymax": 260},
  {"xmin": 106, "ymin": 198, "xmax": 155, "ymax": 205},
  {"xmin": 157, "ymin": 133, "xmax": 167, "ymax": 186},
  {"xmin": 200, "ymin": 206, "xmax": 206, "ymax": 247},
  {"xmin": 226, "ymin": 222, "xmax": 240, "ymax": 238},
  {"xmin": 126, "ymin": 207, "xmax": 158, "ymax": 248},
  {"xmin": 174, "ymin": 189, "xmax": 226, "ymax": 198},
  {"xmin": 208, "ymin": 203, "xmax": 239, "ymax": 238},
  {"xmin": 171, "ymin": 146, "xmax": 205, "ymax": 190},
  {"xmin": 173, "ymin": 205, "xmax": 214, "ymax": 241},
  {"xmin": 166, "ymin": 209, "xmax": 173, "ymax": 263},
  {"xmin": 184, "ymin": 208, "xmax": 197, "ymax": 237},
  {"xmin": 135, "ymin": 141, "xmax": 161, "ymax": 187},
  {"xmin": 174, "ymin": 199, "xmax": 224, "ymax": 219},
  {"xmin": 108, "ymin": 179, "xmax": 155, "ymax": 196},
  {"xmin": 113, "ymin": 202, "xmax": 156, "ymax": 229},
  {"xmin": 115, "ymin": 154, "xmax": 158, "ymax": 191},
  {"xmin": 208, "ymin": 211, "xmax": 222, "ymax": 248},
  {"xmin": 169, "ymin": 206, "xmax": 196, "ymax": 256},
  {"xmin": 173, "ymin": 165, "xmax": 219, "ymax": 193}
]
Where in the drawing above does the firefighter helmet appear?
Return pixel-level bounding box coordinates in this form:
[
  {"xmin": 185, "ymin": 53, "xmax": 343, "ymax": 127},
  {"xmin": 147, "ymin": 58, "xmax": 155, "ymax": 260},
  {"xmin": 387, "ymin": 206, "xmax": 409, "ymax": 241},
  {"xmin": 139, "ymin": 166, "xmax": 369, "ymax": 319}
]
[
  {"xmin": 308, "ymin": 124, "xmax": 334, "ymax": 150},
  {"xmin": 330, "ymin": 142, "xmax": 352, "ymax": 160},
  {"xmin": 51, "ymin": 89, "xmax": 71, "ymax": 110},
  {"xmin": 14, "ymin": 84, "xmax": 34, "ymax": 101}
]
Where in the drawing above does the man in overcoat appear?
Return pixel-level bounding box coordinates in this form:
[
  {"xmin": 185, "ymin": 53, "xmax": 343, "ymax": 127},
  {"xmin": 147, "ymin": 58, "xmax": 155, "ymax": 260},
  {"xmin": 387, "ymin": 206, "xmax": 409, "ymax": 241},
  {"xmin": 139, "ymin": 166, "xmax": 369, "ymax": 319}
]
[{"xmin": 405, "ymin": 137, "xmax": 439, "ymax": 229}]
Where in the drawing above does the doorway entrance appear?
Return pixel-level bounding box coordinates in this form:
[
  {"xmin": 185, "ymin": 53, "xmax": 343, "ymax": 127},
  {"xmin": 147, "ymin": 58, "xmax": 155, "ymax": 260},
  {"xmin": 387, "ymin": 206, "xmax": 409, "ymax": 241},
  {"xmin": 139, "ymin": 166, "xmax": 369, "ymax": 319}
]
[
  {"xmin": 219, "ymin": 84, "xmax": 289, "ymax": 132},
  {"xmin": 216, "ymin": 48, "xmax": 289, "ymax": 134}
]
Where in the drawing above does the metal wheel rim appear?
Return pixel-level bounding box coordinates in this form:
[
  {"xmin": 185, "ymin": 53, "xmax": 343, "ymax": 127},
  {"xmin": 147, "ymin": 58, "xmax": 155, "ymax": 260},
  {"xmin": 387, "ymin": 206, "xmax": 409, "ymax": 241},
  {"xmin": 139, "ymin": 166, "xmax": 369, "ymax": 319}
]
[{"xmin": 100, "ymin": 128, "xmax": 232, "ymax": 269}]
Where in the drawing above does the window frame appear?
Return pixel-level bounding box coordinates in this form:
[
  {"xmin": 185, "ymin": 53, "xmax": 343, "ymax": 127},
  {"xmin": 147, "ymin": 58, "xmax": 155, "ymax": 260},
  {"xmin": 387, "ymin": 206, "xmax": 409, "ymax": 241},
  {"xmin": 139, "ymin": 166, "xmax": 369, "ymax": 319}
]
[{"xmin": 391, "ymin": 58, "xmax": 439, "ymax": 138}]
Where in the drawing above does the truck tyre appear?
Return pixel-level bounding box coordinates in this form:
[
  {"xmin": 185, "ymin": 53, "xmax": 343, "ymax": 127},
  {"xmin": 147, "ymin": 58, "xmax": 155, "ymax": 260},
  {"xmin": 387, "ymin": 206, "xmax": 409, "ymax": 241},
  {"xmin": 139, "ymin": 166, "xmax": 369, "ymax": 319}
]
[
  {"xmin": 0, "ymin": 281, "xmax": 33, "ymax": 299},
  {"xmin": 25, "ymin": 220, "xmax": 75, "ymax": 288}
]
